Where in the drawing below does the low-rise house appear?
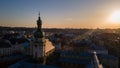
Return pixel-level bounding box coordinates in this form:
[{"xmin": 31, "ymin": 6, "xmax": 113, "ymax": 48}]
[
  {"xmin": 0, "ymin": 39, "xmax": 13, "ymax": 57},
  {"xmin": 98, "ymin": 54, "xmax": 119, "ymax": 68}
]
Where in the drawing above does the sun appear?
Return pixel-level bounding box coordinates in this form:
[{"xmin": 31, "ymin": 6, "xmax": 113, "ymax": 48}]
[{"xmin": 108, "ymin": 10, "xmax": 120, "ymax": 23}]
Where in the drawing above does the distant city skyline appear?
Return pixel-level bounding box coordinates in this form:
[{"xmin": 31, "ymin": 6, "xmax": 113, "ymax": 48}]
[{"xmin": 0, "ymin": 0, "xmax": 120, "ymax": 28}]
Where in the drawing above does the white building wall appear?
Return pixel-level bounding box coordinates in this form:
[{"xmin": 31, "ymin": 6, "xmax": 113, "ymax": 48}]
[
  {"xmin": 0, "ymin": 47, "xmax": 13, "ymax": 57},
  {"xmin": 33, "ymin": 44, "xmax": 44, "ymax": 58}
]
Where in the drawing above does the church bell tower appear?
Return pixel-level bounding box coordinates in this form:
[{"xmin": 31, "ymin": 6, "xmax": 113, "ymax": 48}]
[{"xmin": 32, "ymin": 12, "xmax": 45, "ymax": 59}]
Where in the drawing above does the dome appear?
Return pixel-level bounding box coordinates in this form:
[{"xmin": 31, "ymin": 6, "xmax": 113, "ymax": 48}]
[{"xmin": 34, "ymin": 29, "xmax": 44, "ymax": 38}]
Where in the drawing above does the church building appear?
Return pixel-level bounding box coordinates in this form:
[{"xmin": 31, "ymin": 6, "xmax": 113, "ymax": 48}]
[{"xmin": 29, "ymin": 13, "xmax": 55, "ymax": 60}]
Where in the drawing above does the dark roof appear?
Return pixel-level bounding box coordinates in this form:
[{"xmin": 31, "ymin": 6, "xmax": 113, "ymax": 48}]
[
  {"xmin": 89, "ymin": 44, "xmax": 107, "ymax": 50},
  {"xmin": 9, "ymin": 38, "xmax": 30, "ymax": 45},
  {"xmin": 60, "ymin": 58, "xmax": 91, "ymax": 64},
  {"xmin": 9, "ymin": 60, "xmax": 60, "ymax": 68},
  {"xmin": 98, "ymin": 54, "xmax": 118, "ymax": 60},
  {"xmin": 0, "ymin": 39, "xmax": 11, "ymax": 48},
  {"xmin": 2, "ymin": 33, "xmax": 19, "ymax": 39},
  {"xmin": 75, "ymin": 39, "xmax": 88, "ymax": 46},
  {"xmin": 60, "ymin": 51, "xmax": 92, "ymax": 57}
]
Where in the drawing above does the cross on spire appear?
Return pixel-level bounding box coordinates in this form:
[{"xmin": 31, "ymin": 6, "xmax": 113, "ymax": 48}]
[{"xmin": 39, "ymin": 12, "xmax": 40, "ymax": 17}]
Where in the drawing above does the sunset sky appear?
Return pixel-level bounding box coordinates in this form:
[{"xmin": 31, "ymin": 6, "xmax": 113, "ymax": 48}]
[{"xmin": 0, "ymin": 0, "xmax": 120, "ymax": 28}]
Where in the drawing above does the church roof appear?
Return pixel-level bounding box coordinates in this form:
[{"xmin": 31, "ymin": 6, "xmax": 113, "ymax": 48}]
[{"xmin": 45, "ymin": 39, "xmax": 55, "ymax": 53}]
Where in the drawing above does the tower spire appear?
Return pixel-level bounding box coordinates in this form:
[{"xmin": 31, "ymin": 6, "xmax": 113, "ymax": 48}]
[
  {"xmin": 38, "ymin": 12, "xmax": 41, "ymax": 20},
  {"xmin": 34, "ymin": 12, "xmax": 43, "ymax": 38},
  {"xmin": 39, "ymin": 12, "xmax": 40, "ymax": 17}
]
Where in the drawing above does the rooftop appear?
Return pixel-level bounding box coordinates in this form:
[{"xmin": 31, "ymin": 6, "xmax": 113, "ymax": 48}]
[
  {"xmin": 9, "ymin": 60, "xmax": 59, "ymax": 68},
  {"xmin": 98, "ymin": 54, "xmax": 118, "ymax": 60},
  {"xmin": 45, "ymin": 39, "xmax": 55, "ymax": 53},
  {"xmin": 60, "ymin": 51, "xmax": 93, "ymax": 57},
  {"xmin": 0, "ymin": 39, "xmax": 12, "ymax": 48}
]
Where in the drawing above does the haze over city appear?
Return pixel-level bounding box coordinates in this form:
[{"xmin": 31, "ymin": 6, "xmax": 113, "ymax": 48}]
[
  {"xmin": 0, "ymin": 0, "xmax": 120, "ymax": 68},
  {"xmin": 0, "ymin": 0, "xmax": 120, "ymax": 28}
]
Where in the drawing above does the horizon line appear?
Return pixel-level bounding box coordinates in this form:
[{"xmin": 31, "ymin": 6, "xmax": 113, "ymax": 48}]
[{"xmin": 0, "ymin": 26, "xmax": 120, "ymax": 29}]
